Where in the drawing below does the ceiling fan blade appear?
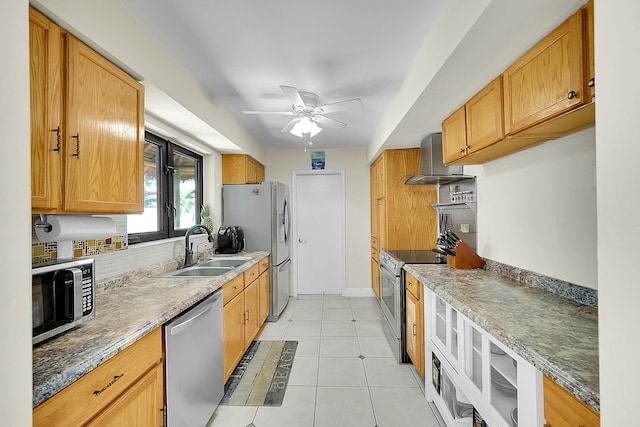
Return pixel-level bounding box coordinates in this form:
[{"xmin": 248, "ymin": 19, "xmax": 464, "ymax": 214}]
[
  {"xmin": 280, "ymin": 85, "xmax": 306, "ymax": 109},
  {"xmin": 242, "ymin": 110, "xmax": 296, "ymax": 115},
  {"xmin": 314, "ymin": 98, "xmax": 363, "ymax": 115},
  {"xmin": 280, "ymin": 117, "xmax": 300, "ymax": 133},
  {"xmin": 313, "ymin": 115, "xmax": 347, "ymax": 128}
]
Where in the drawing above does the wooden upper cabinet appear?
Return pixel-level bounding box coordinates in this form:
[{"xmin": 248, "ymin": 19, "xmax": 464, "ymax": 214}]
[
  {"xmin": 503, "ymin": 10, "xmax": 586, "ymax": 136},
  {"xmin": 222, "ymin": 154, "xmax": 264, "ymax": 184},
  {"xmin": 442, "ymin": 105, "xmax": 467, "ymax": 164},
  {"xmin": 30, "ymin": 8, "xmax": 63, "ymax": 211},
  {"xmin": 374, "ymin": 156, "xmax": 385, "ymax": 199},
  {"xmin": 585, "ymin": 0, "xmax": 595, "ymax": 101},
  {"xmin": 256, "ymin": 162, "xmax": 265, "ymax": 183},
  {"xmin": 373, "ymin": 149, "xmax": 438, "ymax": 251},
  {"xmin": 64, "ymin": 36, "xmax": 144, "ymax": 213},
  {"xmin": 30, "ymin": 8, "xmax": 145, "ymax": 214},
  {"xmin": 466, "ymin": 76, "xmax": 504, "ymax": 155}
]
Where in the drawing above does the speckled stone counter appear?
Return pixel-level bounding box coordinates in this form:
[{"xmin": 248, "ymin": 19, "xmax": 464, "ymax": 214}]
[
  {"xmin": 32, "ymin": 251, "xmax": 269, "ymax": 408},
  {"xmin": 404, "ymin": 264, "xmax": 599, "ymax": 413}
]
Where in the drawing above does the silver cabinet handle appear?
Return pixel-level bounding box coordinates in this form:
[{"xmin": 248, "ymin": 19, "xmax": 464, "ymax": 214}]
[{"xmin": 298, "ymin": 238, "xmax": 307, "ymax": 243}]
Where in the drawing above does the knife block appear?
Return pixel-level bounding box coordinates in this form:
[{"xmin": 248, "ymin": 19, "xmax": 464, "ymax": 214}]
[{"xmin": 447, "ymin": 241, "xmax": 486, "ymax": 269}]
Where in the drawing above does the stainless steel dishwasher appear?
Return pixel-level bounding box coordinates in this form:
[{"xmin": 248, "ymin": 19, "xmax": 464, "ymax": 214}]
[{"xmin": 165, "ymin": 289, "xmax": 223, "ymax": 426}]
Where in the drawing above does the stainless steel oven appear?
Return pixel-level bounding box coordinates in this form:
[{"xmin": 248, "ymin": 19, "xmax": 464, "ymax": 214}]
[
  {"xmin": 379, "ymin": 251, "xmax": 406, "ymax": 362},
  {"xmin": 379, "ymin": 250, "xmax": 446, "ymax": 363}
]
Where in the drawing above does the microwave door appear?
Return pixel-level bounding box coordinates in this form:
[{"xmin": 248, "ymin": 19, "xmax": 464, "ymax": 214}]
[{"xmin": 54, "ymin": 269, "xmax": 83, "ymax": 323}]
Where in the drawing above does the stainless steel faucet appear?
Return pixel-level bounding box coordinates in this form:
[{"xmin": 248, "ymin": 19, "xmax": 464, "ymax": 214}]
[{"xmin": 184, "ymin": 224, "xmax": 213, "ymax": 268}]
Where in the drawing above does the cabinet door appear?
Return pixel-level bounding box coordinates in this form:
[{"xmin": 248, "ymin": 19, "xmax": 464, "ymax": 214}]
[
  {"xmin": 256, "ymin": 162, "xmax": 265, "ymax": 183},
  {"xmin": 64, "ymin": 36, "xmax": 144, "ymax": 213},
  {"xmin": 374, "ymin": 156, "xmax": 385, "ymax": 199},
  {"xmin": 406, "ymin": 288, "xmax": 424, "ymax": 376},
  {"xmin": 246, "ymin": 157, "xmax": 258, "ymax": 184},
  {"xmin": 585, "ymin": 0, "xmax": 595, "ymax": 101},
  {"xmin": 259, "ymin": 270, "xmax": 270, "ymax": 325},
  {"xmin": 85, "ymin": 363, "xmax": 164, "ymax": 427},
  {"xmin": 466, "ymin": 76, "xmax": 504, "ymax": 155},
  {"xmin": 371, "ymin": 257, "xmax": 380, "ymax": 301},
  {"xmin": 224, "ymin": 292, "xmax": 245, "ymax": 382},
  {"xmin": 244, "ymin": 279, "xmax": 260, "ymax": 348},
  {"xmin": 544, "ymin": 375, "xmax": 600, "ymax": 427},
  {"xmin": 376, "ymin": 198, "xmax": 386, "ymax": 251},
  {"xmin": 503, "ymin": 11, "xmax": 585, "ymax": 135},
  {"xmin": 30, "ymin": 8, "xmax": 63, "ymax": 211},
  {"xmin": 370, "ymin": 165, "xmax": 378, "ymax": 237},
  {"xmin": 442, "ymin": 105, "xmax": 467, "ymax": 164}
]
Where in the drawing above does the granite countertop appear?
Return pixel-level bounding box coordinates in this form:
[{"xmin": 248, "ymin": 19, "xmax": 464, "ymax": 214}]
[
  {"xmin": 404, "ymin": 264, "xmax": 599, "ymax": 413},
  {"xmin": 32, "ymin": 251, "xmax": 269, "ymax": 408}
]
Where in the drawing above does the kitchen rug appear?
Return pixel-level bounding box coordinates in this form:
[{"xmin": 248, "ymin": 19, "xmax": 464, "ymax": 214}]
[{"xmin": 220, "ymin": 340, "xmax": 298, "ymax": 407}]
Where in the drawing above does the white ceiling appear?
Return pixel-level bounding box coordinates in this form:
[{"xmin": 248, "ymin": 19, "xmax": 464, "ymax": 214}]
[{"xmin": 122, "ymin": 0, "xmax": 446, "ymax": 150}]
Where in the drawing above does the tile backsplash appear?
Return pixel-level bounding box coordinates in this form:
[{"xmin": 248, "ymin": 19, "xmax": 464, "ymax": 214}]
[{"xmin": 31, "ymin": 215, "xmax": 128, "ymax": 263}]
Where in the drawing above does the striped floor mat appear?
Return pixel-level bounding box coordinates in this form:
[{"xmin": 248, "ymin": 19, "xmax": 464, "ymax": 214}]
[{"xmin": 220, "ymin": 340, "xmax": 298, "ymax": 407}]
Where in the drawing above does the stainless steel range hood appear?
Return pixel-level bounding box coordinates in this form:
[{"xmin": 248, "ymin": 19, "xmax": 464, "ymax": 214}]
[{"xmin": 405, "ymin": 133, "xmax": 473, "ymax": 185}]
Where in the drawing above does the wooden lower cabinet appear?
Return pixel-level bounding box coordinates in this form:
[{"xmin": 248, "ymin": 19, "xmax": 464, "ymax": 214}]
[
  {"xmin": 544, "ymin": 375, "xmax": 599, "ymax": 427},
  {"xmin": 244, "ymin": 279, "xmax": 261, "ymax": 348},
  {"xmin": 259, "ymin": 268, "xmax": 270, "ymax": 324},
  {"xmin": 405, "ymin": 272, "xmax": 424, "ymax": 376},
  {"xmin": 223, "ymin": 257, "xmax": 271, "ymax": 382},
  {"xmin": 224, "ymin": 287, "xmax": 246, "ymax": 381},
  {"xmin": 33, "ymin": 328, "xmax": 164, "ymax": 427},
  {"xmin": 85, "ymin": 364, "xmax": 164, "ymax": 427}
]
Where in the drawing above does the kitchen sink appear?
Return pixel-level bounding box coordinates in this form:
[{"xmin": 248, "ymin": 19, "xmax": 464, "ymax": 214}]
[
  {"xmin": 158, "ymin": 266, "xmax": 233, "ymax": 278},
  {"xmin": 157, "ymin": 256, "xmax": 252, "ymax": 278},
  {"xmin": 197, "ymin": 258, "xmax": 250, "ymax": 268}
]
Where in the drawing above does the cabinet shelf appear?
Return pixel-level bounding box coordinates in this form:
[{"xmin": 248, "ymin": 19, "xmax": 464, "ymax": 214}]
[
  {"xmin": 491, "ymin": 353, "xmax": 517, "ymax": 387},
  {"xmin": 432, "ymin": 202, "xmax": 477, "ymax": 213}
]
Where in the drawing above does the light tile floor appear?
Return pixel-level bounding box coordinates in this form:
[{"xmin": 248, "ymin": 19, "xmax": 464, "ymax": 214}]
[{"xmin": 207, "ymin": 294, "xmax": 445, "ymax": 427}]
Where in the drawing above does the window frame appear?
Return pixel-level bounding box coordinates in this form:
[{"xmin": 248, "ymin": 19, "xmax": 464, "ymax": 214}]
[{"xmin": 128, "ymin": 131, "xmax": 203, "ymax": 244}]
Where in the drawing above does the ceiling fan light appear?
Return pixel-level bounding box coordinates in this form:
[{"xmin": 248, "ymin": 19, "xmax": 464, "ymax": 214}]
[{"xmin": 290, "ymin": 117, "xmax": 322, "ymax": 137}]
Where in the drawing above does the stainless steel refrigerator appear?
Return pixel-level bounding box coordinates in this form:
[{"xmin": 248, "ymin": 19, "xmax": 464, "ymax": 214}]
[{"xmin": 222, "ymin": 182, "xmax": 291, "ymax": 321}]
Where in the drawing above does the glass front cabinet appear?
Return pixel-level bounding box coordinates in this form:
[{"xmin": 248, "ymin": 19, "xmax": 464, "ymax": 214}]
[{"xmin": 424, "ymin": 287, "xmax": 544, "ymax": 427}]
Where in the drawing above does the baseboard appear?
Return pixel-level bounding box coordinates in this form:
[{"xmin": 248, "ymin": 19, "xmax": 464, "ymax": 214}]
[{"xmin": 344, "ymin": 287, "xmax": 376, "ymax": 298}]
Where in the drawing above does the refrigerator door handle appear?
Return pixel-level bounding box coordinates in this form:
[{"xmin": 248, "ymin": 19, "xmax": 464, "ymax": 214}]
[
  {"xmin": 278, "ymin": 258, "xmax": 292, "ymax": 272},
  {"xmin": 283, "ymin": 199, "xmax": 290, "ymax": 245}
]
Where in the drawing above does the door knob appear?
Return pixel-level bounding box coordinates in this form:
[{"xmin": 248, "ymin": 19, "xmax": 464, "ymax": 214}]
[{"xmin": 298, "ymin": 238, "xmax": 307, "ymax": 243}]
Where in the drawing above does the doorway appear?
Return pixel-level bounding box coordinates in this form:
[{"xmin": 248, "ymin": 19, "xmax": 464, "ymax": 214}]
[{"xmin": 292, "ymin": 170, "xmax": 346, "ymax": 295}]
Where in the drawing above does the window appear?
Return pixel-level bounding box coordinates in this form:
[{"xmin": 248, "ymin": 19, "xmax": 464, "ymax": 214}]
[{"xmin": 128, "ymin": 132, "xmax": 203, "ymax": 243}]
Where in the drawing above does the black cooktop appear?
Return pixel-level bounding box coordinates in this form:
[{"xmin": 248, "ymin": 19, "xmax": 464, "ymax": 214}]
[{"xmin": 386, "ymin": 250, "xmax": 447, "ymax": 265}]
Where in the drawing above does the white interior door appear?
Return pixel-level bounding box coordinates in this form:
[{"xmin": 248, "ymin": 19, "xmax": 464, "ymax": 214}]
[{"xmin": 293, "ymin": 170, "xmax": 345, "ymax": 295}]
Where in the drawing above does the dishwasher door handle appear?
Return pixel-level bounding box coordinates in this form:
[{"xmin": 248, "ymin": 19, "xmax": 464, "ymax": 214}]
[{"xmin": 169, "ymin": 291, "xmax": 221, "ymax": 336}]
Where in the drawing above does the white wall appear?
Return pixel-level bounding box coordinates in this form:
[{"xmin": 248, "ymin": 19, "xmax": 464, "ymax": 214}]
[
  {"xmin": 467, "ymin": 127, "xmax": 597, "ymax": 289},
  {"xmin": 265, "ymin": 148, "xmax": 371, "ymax": 293},
  {"xmin": 0, "ymin": 0, "xmax": 33, "ymax": 425},
  {"xmin": 596, "ymin": 0, "xmax": 640, "ymax": 424}
]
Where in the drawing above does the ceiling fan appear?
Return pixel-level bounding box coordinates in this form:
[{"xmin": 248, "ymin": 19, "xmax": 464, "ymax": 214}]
[{"xmin": 242, "ymin": 85, "xmax": 363, "ymax": 141}]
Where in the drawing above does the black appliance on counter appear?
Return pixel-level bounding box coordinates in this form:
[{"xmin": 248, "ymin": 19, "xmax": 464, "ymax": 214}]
[
  {"xmin": 215, "ymin": 226, "xmax": 245, "ymax": 254},
  {"xmin": 379, "ymin": 250, "xmax": 446, "ymax": 363}
]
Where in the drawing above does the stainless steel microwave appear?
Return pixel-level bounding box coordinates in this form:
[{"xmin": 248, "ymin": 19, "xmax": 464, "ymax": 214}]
[{"xmin": 32, "ymin": 258, "xmax": 95, "ymax": 345}]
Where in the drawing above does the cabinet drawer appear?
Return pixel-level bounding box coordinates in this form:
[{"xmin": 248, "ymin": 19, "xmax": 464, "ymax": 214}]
[
  {"xmin": 406, "ymin": 272, "xmax": 421, "ymax": 300},
  {"xmin": 371, "ymin": 246, "xmax": 379, "ymax": 263},
  {"xmin": 259, "ymin": 256, "xmax": 270, "ymax": 275},
  {"xmin": 544, "ymin": 375, "xmax": 599, "ymax": 427},
  {"xmin": 244, "ymin": 264, "xmax": 259, "ymax": 286},
  {"xmin": 33, "ymin": 328, "xmax": 163, "ymax": 427},
  {"xmin": 371, "ymin": 235, "xmax": 379, "ymax": 250},
  {"xmin": 223, "ymin": 275, "xmax": 244, "ymax": 305}
]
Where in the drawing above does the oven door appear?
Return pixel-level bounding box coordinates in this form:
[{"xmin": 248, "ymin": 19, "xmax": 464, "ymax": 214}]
[{"xmin": 380, "ymin": 263, "xmax": 401, "ymax": 340}]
